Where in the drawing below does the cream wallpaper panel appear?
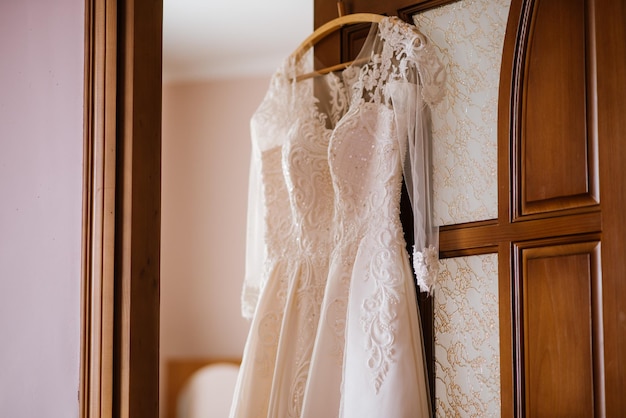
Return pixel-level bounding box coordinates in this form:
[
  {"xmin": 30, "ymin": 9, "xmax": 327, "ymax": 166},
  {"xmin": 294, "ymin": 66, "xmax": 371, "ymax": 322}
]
[
  {"xmin": 435, "ymin": 255, "xmax": 500, "ymax": 416},
  {"xmin": 413, "ymin": 0, "xmax": 511, "ymax": 226}
]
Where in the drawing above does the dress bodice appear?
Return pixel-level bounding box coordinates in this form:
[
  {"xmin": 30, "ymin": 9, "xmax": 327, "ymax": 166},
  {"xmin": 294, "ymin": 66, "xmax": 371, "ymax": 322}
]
[
  {"xmin": 330, "ymin": 104, "xmax": 402, "ymax": 229},
  {"xmin": 281, "ymin": 64, "xmax": 354, "ymax": 254},
  {"xmin": 282, "ymin": 121, "xmax": 333, "ymax": 254}
]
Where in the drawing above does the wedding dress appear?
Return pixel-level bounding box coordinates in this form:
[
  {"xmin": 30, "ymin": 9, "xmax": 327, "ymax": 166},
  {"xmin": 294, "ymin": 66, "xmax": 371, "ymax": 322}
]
[{"xmin": 230, "ymin": 16, "xmax": 445, "ymax": 418}]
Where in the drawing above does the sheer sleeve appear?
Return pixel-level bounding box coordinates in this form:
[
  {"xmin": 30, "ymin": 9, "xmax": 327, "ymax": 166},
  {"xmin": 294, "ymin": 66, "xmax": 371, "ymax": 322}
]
[
  {"xmin": 241, "ymin": 65, "xmax": 294, "ymax": 318},
  {"xmin": 407, "ymin": 91, "xmax": 439, "ymax": 294},
  {"xmin": 388, "ymin": 28, "xmax": 445, "ymax": 294},
  {"xmin": 242, "ymin": 140, "xmax": 266, "ymax": 319}
]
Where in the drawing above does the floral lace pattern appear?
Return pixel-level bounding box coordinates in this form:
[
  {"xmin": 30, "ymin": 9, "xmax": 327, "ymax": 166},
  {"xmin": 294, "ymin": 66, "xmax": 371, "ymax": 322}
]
[
  {"xmin": 327, "ymin": 18, "xmax": 442, "ymax": 394},
  {"xmin": 414, "ymin": 244, "xmax": 440, "ymax": 294},
  {"xmin": 234, "ymin": 16, "xmax": 443, "ymax": 418}
]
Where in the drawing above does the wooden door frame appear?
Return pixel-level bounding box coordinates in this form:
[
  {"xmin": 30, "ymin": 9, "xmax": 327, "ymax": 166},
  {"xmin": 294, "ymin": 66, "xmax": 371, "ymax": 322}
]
[{"xmin": 80, "ymin": 0, "xmax": 162, "ymax": 416}]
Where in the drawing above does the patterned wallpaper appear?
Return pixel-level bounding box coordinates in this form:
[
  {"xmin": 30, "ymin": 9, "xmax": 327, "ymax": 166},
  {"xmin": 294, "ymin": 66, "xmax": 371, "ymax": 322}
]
[
  {"xmin": 412, "ymin": 0, "xmax": 511, "ymax": 416},
  {"xmin": 414, "ymin": 0, "xmax": 510, "ymax": 226},
  {"xmin": 435, "ymin": 255, "xmax": 500, "ymax": 416}
]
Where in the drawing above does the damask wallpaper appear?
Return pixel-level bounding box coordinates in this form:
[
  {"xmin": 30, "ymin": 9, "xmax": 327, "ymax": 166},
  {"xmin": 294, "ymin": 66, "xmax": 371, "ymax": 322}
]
[
  {"xmin": 412, "ymin": 0, "xmax": 511, "ymax": 415},
  {"xmin": 435, "ymin": 255, "xmax": 501, "ymax": 416},
  {"xmin": 414, "ymin": 0, "xmax": 510, "ymax": 226}
]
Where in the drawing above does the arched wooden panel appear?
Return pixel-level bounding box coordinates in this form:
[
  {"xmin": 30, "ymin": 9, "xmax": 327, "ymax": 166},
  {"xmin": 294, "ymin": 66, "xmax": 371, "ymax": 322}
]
[
  {"xmin": 515, "ymin": 239, "xmax": 603, "ymax": 417},
  {"xmin": 514, "ymin": 0, "xmax": 599, "ymax": 217}
]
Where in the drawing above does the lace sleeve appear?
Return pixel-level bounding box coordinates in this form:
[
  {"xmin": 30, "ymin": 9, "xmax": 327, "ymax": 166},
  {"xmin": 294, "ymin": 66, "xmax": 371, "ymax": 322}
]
[
  {"xmin": 241, "ymin": 64, "xmax": 293, "ymax": 318},
  {"xmin": 387, "ymin": 30, "xmax": 445, "ymax": 294}
]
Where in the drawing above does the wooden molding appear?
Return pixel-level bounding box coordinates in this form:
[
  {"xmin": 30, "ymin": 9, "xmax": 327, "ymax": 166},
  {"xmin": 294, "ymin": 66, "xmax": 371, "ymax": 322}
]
[
  {"xmin": 115, "ymin": 0, "xmax": 163, "ymax": 416},
  {"xmin": 80, "ymin": 0, "xmax": 162, "ymax": 417},
  {"xmin": 438, "ymin": 210, "xmax": 601, "ymax": 256},
  {"xmin": 80, "ymin": 0, "xmax": 118, "ymax": 416},
  {"xmin": 595, "ymin": 0, "xmax": 626, "ymax": 413}
]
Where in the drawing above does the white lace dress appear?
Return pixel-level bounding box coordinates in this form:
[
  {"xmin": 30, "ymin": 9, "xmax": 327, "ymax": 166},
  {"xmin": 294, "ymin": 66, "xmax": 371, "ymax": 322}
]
[{"xmin": 231, "ymin": 16, "xmax": 445, "ymax": 418}]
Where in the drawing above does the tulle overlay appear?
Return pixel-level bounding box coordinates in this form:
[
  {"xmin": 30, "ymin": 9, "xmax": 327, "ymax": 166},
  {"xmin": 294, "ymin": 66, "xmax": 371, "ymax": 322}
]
[{"xmin": 231, "ymin": 17, "xmax": 445, "ymax": 418}]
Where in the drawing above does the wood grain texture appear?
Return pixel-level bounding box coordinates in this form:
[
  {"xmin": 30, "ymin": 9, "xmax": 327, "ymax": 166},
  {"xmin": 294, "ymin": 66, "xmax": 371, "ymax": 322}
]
[
  {"xmin": 594, "ymin": 0, "xmax": 626, "ymax": 414},
  {"xmin": 522, "ymin": 0, "xmax": 590, "ymax": 206},
  {"xmin": 80, "ymin": 1, "xmax": 162, "ymax": 417},
  {"xmin": 521, "ymin": 242, "xmax": 599, "ymax": 417},
  {"xmin": 439, "ymin": 211, "xmax": 601, "ymax": 255},
  {"xmin": 115, "ymin": 0, "xmax": 163, "ymax": 417},
  {"xmin": 497, "ymin": 1, "xmax": 523, "ymax": 414},
  {"xmin": 80, "ymin": 1, "xmax": 118, "ymax": 416},
  {"xmin": 511, "ymin": 0, "xmax": 601, "ymax": 218}
]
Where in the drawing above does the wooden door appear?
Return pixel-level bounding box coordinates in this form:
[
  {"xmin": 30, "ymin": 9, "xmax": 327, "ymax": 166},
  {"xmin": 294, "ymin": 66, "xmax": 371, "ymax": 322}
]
[
  {"xmin": 502, "ymin": 0, "xmax": 626, "ymax": 415},
  {"xmin": 314, "ymin": 0, "xmax": 626, "ymax": 416}
]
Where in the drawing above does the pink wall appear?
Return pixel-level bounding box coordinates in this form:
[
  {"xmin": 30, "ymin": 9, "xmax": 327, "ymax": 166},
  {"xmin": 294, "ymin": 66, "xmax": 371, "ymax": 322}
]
[
  {"xmin": 160, "ymin": 75, "xmax": 271, "ymax": 406},
  {"xmin": 0, "ymin": 1, "xmax": 84, "ymax": 417}
]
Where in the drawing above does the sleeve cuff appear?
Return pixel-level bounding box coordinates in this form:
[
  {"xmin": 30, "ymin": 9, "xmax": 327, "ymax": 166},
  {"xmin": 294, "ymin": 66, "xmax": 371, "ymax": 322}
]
[{"xmin": 413, "ymin": 244, "xmax": 439, "ymax": 294}]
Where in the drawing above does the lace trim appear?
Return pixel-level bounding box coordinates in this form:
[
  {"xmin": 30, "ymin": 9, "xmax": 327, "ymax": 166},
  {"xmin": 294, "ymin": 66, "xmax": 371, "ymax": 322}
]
[
  {"xmin": 380, "ymin": 17, "xmax": 446, "ymax": 106},
  {"xmin": 413, "ymin": 244, "xmax": 439, "ymax": 294},
  {"xmin": 241, "ymin": 283, "xmax": 260, "ymax": 319},
  {"xmin": 360, "ymin": 248, "xmax": 403, "ymax": 394}
]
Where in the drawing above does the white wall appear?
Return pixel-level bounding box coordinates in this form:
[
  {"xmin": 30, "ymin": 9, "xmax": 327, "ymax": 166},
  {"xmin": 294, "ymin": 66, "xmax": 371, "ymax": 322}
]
[{"xmin": 0, "ymin": 1, "xmax": 84, "ymax": 417}]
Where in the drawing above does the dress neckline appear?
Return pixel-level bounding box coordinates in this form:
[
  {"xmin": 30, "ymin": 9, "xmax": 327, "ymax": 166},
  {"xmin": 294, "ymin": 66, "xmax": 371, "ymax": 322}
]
[{"xmin": 278, "ymin": 17, "xmax": 385, "ymax": 138}]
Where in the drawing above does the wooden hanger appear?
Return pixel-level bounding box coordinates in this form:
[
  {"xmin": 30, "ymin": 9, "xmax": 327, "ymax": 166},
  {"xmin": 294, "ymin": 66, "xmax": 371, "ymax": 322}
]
[{"xmin": 290, "ymin": 12, "xmax": 385, "ymax": 82}]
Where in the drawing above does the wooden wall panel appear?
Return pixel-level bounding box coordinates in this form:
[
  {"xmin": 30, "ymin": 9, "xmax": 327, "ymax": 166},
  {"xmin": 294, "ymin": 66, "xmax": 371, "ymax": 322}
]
[
  {"xmin": 517, "ymin": 240, "xmax": 602, "ymax": 417},
  {"xmin": 516, "ymin": 0, "xmax": 598, "ymax": 216}
]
